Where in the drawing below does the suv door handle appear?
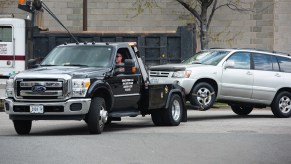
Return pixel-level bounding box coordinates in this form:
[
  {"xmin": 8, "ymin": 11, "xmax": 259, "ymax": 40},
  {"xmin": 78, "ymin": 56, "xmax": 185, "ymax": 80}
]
[
  {"xmin": 246, "ymin": 71, "xmax": 252, "ymax": 75},
  {"xmin": 275, "ymin": 73, "xmax": 281, "ymax": 77}
]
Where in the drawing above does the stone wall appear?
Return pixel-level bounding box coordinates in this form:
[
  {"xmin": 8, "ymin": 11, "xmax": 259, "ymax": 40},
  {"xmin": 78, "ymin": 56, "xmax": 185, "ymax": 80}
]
[
  {"xmin": 1, "ymin": 0, "xmax": 291, "ymax": 53},
  {"xmin": 273, "ymin": 0, "xmax": 291, "ymax": 53},
  {"xmin": 208, "ymin": 0, "xmax": 274, "ymax": 51},
  {"xmin": 0, "ymin": 0, "xmax": 188, "ymax": 32}
]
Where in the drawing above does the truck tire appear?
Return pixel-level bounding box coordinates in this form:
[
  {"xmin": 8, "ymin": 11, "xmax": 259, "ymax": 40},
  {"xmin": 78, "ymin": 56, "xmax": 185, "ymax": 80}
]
[
  {"xmin": 231, "ymin": 105, "xmax": 253, "ymax": 115},
  {"xmin": 151, "ymin": 109, "xmax": 165, "ymax": 126},
  {"xmin": 271, "ymin": 91, "xmax": 291, "ymax": 118},
  {"xmin": 190, "ymin": 82, "xmax": 216, "ymax": 110},
  {"xmin": 13, "ymin": 120, "xmax": 32, "ymax": 135},
  {"xmin": 86, "ymin": 97, "xmax": 107, "ymax": 134},
  {"xmin": 162, "ymin": 94, "xmax": 183, "ymax": 126}
]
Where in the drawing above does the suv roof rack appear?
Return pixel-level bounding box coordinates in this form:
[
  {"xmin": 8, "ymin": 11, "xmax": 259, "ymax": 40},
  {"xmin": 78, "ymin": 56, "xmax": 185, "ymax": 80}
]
[
  {"xmin": 237, "ymin": 48, "xmax": 291, "ymax": 56},
  {"xmin": 272, "ymin": 50, "xmax": 290, "ymax": 56},
  {"xmin": 209, "ymin": 47, "xmax": 224, "ymax": 49}
]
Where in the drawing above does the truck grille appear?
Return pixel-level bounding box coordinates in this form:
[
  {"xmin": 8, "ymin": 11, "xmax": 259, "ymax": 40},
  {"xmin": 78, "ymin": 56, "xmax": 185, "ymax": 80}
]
[
  {"xmin": 149, "ymin": 71, "xmax": 170, "ymax": 77},
  {"xmin": 15, "ymin": 78, "xmax": 69, "ymax": 100}
]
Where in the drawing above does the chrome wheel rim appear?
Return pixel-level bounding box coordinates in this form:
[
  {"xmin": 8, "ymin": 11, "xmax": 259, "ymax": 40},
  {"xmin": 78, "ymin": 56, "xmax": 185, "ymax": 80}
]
[
  {"xmin": 196, "ymin": 87, "xmax": 212, "ymax": 106},
  {"xmin": 99, "ymin": 106, "xmax": 108, "ymax": 127},
  {"xmin": 279, "ymin": 96, "xmax": 291, "ymax": 114},
  {"xmin": 171, "ymin": 99, "xmax": 181, "ymax": 121}
]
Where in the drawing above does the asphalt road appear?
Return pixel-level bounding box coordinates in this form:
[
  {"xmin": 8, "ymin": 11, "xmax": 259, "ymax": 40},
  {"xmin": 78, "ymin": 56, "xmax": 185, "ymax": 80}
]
[{"xmin": 0, "ymin": 107, "xmax": 291, "ymax": 164}]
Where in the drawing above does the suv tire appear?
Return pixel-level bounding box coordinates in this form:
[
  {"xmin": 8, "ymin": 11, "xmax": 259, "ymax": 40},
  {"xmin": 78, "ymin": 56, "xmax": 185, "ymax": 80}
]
[
  {"xmin": 190, "ymin": 82, "xmax": 216, "ymax": 110},
  {"xmin": 231, "ymin": 105, "xmax": 253, "ymax": 115},
  {"xmin": 271, "ymin": 91, "xmax": 291, "ymax": 118}
]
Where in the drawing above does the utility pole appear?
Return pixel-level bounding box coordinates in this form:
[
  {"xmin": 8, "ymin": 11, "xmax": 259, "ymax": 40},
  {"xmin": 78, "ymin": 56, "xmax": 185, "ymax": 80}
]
[{"xmin": 83, "ymin": 0, "xmax": 87, "ymax": 31}]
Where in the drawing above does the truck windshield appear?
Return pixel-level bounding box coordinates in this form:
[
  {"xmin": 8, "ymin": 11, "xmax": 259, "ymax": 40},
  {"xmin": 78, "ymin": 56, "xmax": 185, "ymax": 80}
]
[{"xmin": 41, "ymin": 46, "xmax": 113, "ymax": 67}]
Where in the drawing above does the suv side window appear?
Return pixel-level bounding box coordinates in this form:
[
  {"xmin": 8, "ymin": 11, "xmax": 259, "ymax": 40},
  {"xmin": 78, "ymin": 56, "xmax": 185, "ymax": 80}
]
[
  {"xmin": 277, "ymin": 56, "xmax": 291, "ymax": 73},
  {"xmin": 253, "ymin": 53, "xmax": 272, "ymax": 71},
  {"xmin": 226, "ymin": 52, "xmax": 250, "ymax": 69},
  {"xmin": 271, "ymin": 56, "xmax": 280, "ymax": 71}
]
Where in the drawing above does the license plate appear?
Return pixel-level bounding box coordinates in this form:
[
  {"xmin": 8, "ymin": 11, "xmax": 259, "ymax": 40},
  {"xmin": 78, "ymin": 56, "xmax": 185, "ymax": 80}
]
[
  {"xmin": 150, "ymin": 78, "xmax": 159, "ymax": 84},
  {"xmin": 30, "ymin": 105, "xmax": 44, "ymax": 114}
]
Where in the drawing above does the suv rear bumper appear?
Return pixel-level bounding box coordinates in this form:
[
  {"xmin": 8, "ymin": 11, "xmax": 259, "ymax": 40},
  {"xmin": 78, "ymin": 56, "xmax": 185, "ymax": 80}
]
[{"xmin": 4, "ymin": 98, "xmax": 91, "ymax": 120}]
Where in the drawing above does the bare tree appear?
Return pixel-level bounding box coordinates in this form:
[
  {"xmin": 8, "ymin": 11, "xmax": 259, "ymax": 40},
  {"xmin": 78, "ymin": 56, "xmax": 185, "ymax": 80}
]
[{"xmin": 133, "ymin": 0, "xmax": 255, "ymax": 50}]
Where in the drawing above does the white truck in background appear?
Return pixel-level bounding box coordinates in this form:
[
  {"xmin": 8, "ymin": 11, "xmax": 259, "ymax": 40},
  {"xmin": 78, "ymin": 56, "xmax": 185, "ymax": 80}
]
[{"xmin": 0, "ymin": 16, "xmax": 31, "ymax": 99}]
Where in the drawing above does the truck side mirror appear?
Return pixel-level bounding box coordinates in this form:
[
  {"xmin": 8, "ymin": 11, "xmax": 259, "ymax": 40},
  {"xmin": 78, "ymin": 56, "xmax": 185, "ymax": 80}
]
[
  {"xmin": 27, "ymin": 59, "xmax": 39, "ymax": 69},
  {"xmin": 124, "ymin": 59, "xmax": 136, "ymax": 74}
]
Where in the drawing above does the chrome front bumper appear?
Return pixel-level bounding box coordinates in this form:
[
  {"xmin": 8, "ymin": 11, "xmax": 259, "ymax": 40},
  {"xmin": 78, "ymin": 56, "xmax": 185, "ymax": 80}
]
[{"xmin": 4, "ymin": 98, "xmax": 91, "ymax": 116}]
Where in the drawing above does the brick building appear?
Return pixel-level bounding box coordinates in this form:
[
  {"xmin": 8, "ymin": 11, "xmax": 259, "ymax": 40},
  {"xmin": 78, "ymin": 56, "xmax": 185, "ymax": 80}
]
[{"xmin": 1, "ymin": 0, "xmax": 291, "ymax": 53}]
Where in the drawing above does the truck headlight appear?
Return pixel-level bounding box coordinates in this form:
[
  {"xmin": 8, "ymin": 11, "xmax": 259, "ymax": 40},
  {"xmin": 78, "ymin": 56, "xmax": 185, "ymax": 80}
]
[
  {"xmin": 172, "ymin": 70, "xmax": 192, "ymax": 78},
  {"xmin": 72, "ymin": 78, "xmax": 90, "ymax": 97},
  {"xmin": 6, "ymin": 79, "xmax": 14, "ymax": 97}
]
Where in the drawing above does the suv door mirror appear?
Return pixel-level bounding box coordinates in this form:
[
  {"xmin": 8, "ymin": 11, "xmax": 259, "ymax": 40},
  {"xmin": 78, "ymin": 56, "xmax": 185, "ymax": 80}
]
[{"xmin": 224, "ymin": 60, "xmax": 235, "ymax": 69}]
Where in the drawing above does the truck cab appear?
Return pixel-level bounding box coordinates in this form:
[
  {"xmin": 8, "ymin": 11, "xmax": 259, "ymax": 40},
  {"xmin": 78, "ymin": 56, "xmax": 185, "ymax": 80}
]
[{"xmin": 4, "ymin": 42, "xmax": 187, "ymax": 135}]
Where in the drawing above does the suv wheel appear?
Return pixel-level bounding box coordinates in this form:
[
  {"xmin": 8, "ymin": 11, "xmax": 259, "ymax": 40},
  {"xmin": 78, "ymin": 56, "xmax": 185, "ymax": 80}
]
[
  {"xmin": 190, "ymin": 82, "xmax": 216, "ymax": 110},
  {"xmin": 271, "ymin": 91, "xmax": 291, "ymax": 118},
  {"xmin": 231, "ymin": 105, "xmax": 253, "ymax": 115}
]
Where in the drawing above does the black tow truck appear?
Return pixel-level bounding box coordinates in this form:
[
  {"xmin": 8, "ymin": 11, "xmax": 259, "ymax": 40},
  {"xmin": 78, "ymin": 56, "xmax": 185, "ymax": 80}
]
[{"xmin": 4, "ymin": 42, "xmax": 187, "ymax": 134}]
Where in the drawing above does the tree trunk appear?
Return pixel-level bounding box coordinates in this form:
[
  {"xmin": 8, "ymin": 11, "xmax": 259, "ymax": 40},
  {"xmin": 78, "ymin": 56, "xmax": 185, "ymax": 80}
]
[
  {"xmin": 200, "ymin": 23, "xmax": 208, "ymax": 50},
  {"xmin": 200, "ymin": 3, "xmax": 208, "ymax": 50}
]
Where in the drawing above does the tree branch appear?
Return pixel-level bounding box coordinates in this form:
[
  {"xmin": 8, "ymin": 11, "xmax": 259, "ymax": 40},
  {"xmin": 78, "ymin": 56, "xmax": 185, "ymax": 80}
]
[
  {"xmin": 176, "ymin": 0, "xmax": 202, "ymax": 23},
  {"xmin": 206, "ymin": 0, "xmax": 214, "ymax": 8},
  {"xmin": 215, "ymin": 1, "xmax": 255, "ymax": 13},
  {"xmin": 207, "ymin": 0, "xmax": 217, "ymax": 29}
]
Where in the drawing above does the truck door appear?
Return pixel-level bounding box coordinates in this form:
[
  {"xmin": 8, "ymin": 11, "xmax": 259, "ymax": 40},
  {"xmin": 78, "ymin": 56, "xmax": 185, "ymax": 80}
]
[{"xmin": 108, "ymin": 47, "xmax": 141, "ymax": 111}]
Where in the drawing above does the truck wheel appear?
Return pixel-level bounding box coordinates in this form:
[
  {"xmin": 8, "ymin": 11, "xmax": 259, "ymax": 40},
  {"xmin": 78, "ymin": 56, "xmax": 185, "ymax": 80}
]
[
  {"xmin": 151, "ymin": 109, "xmax": 165, "ymax": 126},
  {"xmin": 271, "ymin": 91, "xmax": 291, "ymax": 118},
  {"xmin": 231, "ymin": 105, "xmax": 253, "ymax": 115},
  {"xmin": 87, "ymin": 97, "xmax": 108, "ymax": 134},
  {"xmin": 162, "ymin": 94, "xmax": 183, "ymax": 126},
  {"xmin": 190, "ymin": 82, "xmax": 216, "ymax": 110},
  {"xmin": 13, "ymin": 120, "xmax": 32, "ymax": 135}
]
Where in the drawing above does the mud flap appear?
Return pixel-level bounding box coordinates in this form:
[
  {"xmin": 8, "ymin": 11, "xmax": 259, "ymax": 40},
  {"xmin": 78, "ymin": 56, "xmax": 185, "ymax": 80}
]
[{"xmin": 182, "ymin": 104, "xmax": 187, "ymax": 122}]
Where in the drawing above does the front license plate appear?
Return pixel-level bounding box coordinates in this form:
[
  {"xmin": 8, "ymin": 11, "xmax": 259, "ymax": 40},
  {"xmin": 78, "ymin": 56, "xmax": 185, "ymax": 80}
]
[
  {"xmin": 30, "ymin": 105, "xmax": 44, "ymax": 114},
  {"xmin": 150, "ymin": 78, "xmax": 159, "ymax": 84}
]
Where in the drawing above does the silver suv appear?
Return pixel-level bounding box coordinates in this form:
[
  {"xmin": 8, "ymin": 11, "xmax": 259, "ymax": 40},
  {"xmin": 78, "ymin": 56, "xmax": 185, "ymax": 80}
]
[{"xmin": 149, "ymin": 49, "xmax": 291, "ymax": 118}]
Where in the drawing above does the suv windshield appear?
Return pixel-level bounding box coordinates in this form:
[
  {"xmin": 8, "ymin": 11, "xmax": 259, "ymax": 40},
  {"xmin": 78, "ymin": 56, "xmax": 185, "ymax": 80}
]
[
  {"xmin": 41, "ymin": 46, "xmax": 113, "ymax": 67},
  {"xmin": 199, "ymin": 50, "xmax": 230, "ymax": 65},
  {"xmin": 182, "ymin": 51, "xmax": 212, "ymax": 64},
  {"xmin": 182, "ymin": 50, "xmax": 230, "ymax": 65}
]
